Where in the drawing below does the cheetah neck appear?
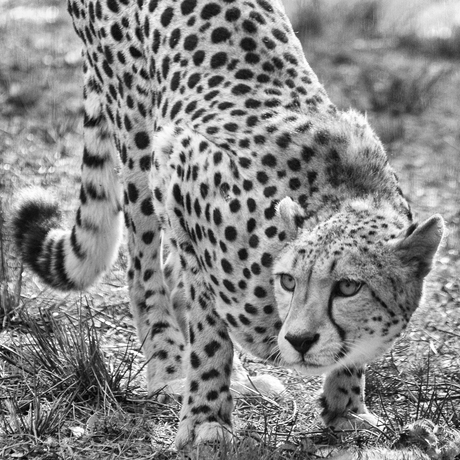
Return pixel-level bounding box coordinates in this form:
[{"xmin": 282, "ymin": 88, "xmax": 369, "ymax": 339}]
[{"xmin": 193, "ymin": 107, "xmax": 412, "ymax": 228}]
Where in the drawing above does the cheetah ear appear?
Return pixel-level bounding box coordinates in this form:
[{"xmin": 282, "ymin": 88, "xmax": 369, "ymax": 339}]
[
  {"xmin": 395, "ymin": 215, "xmax": 444, "ymax": 278},
  {"xmin": 277, "ymin": 197, "xmax": 305, "ymax": 239}
]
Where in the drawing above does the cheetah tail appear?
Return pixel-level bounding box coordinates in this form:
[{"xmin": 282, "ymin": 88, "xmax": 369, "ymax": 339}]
[
  {"xmin": 11, "ymin": 82, "xmax": 123, "ymax": 291},
  {"xmin": 11, "ymin": 183, "xmax": 121, "ymax": 291}
]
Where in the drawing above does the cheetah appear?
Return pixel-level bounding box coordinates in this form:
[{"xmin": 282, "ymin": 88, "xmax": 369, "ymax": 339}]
[{"xmin": 12, "ymin": 0, "xmax": 444, "ymax": 449}]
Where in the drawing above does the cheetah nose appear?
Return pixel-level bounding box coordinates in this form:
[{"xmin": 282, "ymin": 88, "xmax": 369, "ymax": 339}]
[{"xmin": 285, "ymin": 332, "xmax": 320, "ymax": 355}]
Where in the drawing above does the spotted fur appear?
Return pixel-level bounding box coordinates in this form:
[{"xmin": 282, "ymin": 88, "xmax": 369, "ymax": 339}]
[{"xmin": 12, "ymin": 0, "xmax": 444, "ymax": 448}]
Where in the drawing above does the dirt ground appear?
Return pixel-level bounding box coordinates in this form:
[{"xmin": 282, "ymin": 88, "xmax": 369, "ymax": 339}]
[{"xmin": 0, "ymin": 0, "xmax": 459, "ymax": 459}]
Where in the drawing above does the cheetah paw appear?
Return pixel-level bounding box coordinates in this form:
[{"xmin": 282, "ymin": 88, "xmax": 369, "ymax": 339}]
[{"xmin": 175, "ymin": 420, "xmax": 233, "ymax": 450}]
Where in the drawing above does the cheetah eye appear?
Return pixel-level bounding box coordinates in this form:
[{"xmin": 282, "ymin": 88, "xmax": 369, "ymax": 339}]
[
  {"xmin": 280, "ymin": 274, "xmax": 296, "ymax": 292},
  {"xmin": 336, "ymin": 279, "xmax": 362, "ymax": 297}
]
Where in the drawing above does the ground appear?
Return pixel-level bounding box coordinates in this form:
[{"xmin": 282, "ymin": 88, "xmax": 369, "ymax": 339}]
[{"xmin": 0, "ymin": 0, "xmax": 459, "ymax": 459}]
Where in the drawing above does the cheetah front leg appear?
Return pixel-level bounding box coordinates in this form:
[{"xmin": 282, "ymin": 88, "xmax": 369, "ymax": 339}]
[
  {"xmin": 320, "ymin": 366, "xmax": 381, "ymax": 431},
  {"xmin": 174, "ymin": 268, "xmax": 234, "ymax": 449},
  {"xmin": 162, "ymin": 249, "xmax": 285, "ymax": 402}
]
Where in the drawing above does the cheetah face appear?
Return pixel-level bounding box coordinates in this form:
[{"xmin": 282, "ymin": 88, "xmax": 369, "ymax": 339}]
[
  {"xmin": 273, "ymin": 198, "xmax": 444, "ymax": 375},
  {"xmin": 274, "ymin": 249, "xmax": 400, "ymax": 375}
]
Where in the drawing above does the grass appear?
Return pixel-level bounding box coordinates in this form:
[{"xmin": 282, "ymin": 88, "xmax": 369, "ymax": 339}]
[
  {"xmin": 397, "ymin": 32, "xmax": 460, "ymax": 60},
  {"xmin": 0, "ymin": 307, "xmax": 138, "ymax": 405},
  {"xmin": 360, "ymin": 63, "xmax": 454, "ymax": 115},
  {"xmin": 1, "ymin": 0, "xmax": 460, "ymax": 458},
  {"xmin": 0, "ymin": 200, "xmax": 13, "ymax": 326}
]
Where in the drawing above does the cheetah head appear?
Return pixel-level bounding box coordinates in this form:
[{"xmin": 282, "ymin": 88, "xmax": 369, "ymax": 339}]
[{"xmin": 273, "ymin": 197, "xmax": 444, "ymax": 375}]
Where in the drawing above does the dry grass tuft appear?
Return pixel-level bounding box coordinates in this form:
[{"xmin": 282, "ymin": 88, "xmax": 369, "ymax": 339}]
[{"xmin": 0, "ymin": 306, "xmax": 139, "ymax": 408}]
